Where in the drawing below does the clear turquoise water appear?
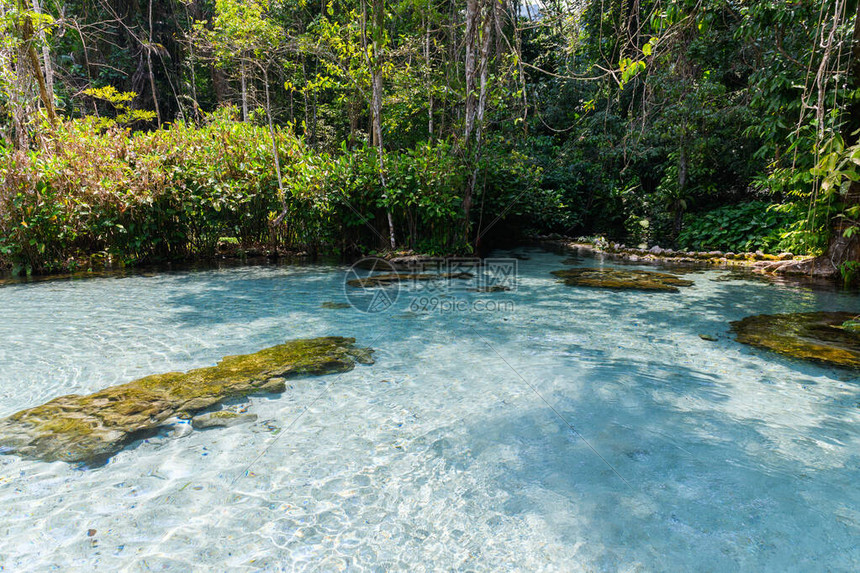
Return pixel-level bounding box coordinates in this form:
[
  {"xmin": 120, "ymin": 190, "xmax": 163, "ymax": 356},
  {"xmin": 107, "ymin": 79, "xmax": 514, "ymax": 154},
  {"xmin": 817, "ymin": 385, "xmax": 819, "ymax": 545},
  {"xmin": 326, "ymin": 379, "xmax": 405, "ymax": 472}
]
[{"xmin": 0, "ymin": 249, "xmax": 858, "ymax": 571}]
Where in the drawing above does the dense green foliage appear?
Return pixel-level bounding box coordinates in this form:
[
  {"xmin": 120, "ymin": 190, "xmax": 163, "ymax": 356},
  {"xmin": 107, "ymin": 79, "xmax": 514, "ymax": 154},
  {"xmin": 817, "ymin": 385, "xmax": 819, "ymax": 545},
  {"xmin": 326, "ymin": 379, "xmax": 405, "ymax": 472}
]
[
  {"xmin": 676, "ymin": 202, "xmax": 801, "ymax": 254},
  {"xmin": 0, "ymin": 113, "xmax": 547, "ymax": 270},
  {"xmin": 1, "ymin": 0, "xmax": 859, "ymax": 274}
]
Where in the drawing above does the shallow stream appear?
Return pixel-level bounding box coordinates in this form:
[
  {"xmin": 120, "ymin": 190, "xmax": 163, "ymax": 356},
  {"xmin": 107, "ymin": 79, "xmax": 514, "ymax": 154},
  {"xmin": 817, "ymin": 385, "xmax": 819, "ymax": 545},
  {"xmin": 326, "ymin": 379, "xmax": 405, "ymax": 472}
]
[{"xmin": 0, "ymin": 249, "xmax": 858, "ymax": 571}]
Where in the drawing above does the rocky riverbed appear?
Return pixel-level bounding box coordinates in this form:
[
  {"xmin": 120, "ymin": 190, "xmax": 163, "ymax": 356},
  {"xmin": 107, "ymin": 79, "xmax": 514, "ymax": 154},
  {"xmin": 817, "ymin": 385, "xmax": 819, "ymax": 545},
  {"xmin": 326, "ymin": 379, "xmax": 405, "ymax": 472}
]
[{"xmin": 0, "ymin": 337, "xmax": 374, "ymax": 465}]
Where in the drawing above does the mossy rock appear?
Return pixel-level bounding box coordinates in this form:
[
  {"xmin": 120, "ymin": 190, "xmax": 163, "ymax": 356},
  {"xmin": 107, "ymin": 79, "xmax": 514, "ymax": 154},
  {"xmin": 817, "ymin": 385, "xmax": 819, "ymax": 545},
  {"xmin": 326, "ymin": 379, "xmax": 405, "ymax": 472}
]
[
  {"xmin": 321, "ymin": 301, "xmax": 352, "ymax": 309},
  {"xmin": 551, "ymin": 268, "xmax": 694, "ymax": 292},
  {"xmin": 347, "ymin": 272, "xmax": 473, "ymax": 288},
  {"xmin": 0, "ymin": 337, "xmax": 374, "ymax": 464},
  {"xmin": 191, "ymin": 411, "xmax": 258, "ymax": 429},
  {"xmin": 731, "ymin": 312, "xmax": 860, "ymax": 370}
]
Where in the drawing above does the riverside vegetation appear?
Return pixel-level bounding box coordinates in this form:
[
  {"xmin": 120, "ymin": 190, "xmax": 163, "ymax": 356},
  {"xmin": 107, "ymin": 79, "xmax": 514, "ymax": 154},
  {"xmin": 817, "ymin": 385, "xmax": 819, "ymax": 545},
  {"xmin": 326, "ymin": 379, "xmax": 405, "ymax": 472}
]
[{"xmin": 1, "ymin": 0, "xmax": 860, "ymax": 283}]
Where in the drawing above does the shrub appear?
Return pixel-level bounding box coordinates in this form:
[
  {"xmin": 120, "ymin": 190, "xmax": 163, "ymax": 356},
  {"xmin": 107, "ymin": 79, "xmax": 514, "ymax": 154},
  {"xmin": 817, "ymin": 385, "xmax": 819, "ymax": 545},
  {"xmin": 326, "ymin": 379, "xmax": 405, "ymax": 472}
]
[
  {"xmin": 677, "ymin": 201, "xmax": 806, "ymax": 253},
  {"xmin": 0, "ymin": 116, "xmax": 327, "ymax": 272}
]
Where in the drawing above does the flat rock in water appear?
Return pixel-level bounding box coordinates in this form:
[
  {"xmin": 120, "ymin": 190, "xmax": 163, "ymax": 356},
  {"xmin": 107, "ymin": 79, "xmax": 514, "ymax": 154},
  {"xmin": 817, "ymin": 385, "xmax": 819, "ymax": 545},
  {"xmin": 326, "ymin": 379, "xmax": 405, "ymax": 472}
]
[
  {"xmin": 321, "ymin": 301, "xmax": 351, "ymax": 309},
  {"xmin": 731, "ymin": 311, "xmax": 860, "ymax": 369},
  {"xmin": 551, "ymin": 268, "xmax": 693, "ymax": 292},
  {"xmin": 192, "ymin": 411, "xmax": 258, "ymax": 429},
  {"xmin": 0, "ymin": 337, "xmax": 374, "ymax": 464},
  {"xmin": 347, "ymin": 272, "xmax": 472, "ymax": 288},
  {"xmin": 468, "ymin": 285, "xmax": 511, "ymax": 293}
]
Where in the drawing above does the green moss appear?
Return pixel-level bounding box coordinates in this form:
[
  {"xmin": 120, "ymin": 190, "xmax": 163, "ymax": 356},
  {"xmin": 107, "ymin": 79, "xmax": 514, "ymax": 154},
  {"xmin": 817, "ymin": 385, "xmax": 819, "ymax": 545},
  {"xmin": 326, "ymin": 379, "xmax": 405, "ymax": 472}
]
[
  {"xmin": 0, "ymin": 337, "xmax": 375, "ymax": 464},
  {"xmin": 551, "ymin": 268, "xmax": 694, "ymax": 292},
  {"xmin": 321, "ymin": 301, "xmax": 352, "ymax": 309},
  {"xmin": 731, "ymin": 312, "xmax": 860, "ymax": 369},
  {"xmin": 30, "ymin": 414, "xmax": 97, "ymax": 436},
  {"xmin": 208, "ymin": 411, "xmax": 240, "ymax": 419}
]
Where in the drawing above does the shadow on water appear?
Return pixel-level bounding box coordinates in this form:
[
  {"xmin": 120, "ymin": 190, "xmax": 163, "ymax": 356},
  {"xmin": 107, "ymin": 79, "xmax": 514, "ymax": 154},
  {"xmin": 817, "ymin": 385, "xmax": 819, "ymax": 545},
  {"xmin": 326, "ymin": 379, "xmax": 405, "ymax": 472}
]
[
  {"xmin": 413, "ymin": 346, "xmax": 860, "ymax": 570},
  {"xmin": 162, "ymin": 265, "xmax": 351, "ymax": 327}
]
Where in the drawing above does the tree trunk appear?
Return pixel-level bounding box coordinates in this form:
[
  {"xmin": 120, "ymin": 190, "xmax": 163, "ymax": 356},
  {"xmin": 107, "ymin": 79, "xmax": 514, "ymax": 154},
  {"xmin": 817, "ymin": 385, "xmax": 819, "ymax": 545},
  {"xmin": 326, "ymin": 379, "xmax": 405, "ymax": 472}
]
[
  {"xmin": 425, "ymin": 16, "xmax": 433, "ymax": 140},
  {"xmin": 463, "ymin": 0, "xmax": 479, "ymax": 142},
  {"xmin": 2, "ymin": 0, "xmax": 26, "ymax": 147},
  {"xmin": 20, "ymin": 9, "xmax": 57, "ymax": 127},
  {"xmin": 263, "ymin": 68, "xmax": 284, "ymax": 195},
  {"xmin": 147, "ymin": 0, "xmax": 161, "ymax": 126},
  {"xmin": 30, "ymin": 0, "xmax": 53, "ymax": 100},
  {"xmin": 475, "ymin": 5, "xmax": 492, "ymax": 146},
  {"xmin": 370, "ymin": 0, "xmax": 396, "ymax": 249},
  {"xmin": 240, "ymin": 64, "xmax": 248, "ymax": 121},
  {"xmin": 211, "ymin": 66, "xmax": 228, "ymax": 105},
  {"xmin": 462, "ymin": 0, "xmax": 492, "ymax": 245},
  {"xmin": 265, "ymin": 66, "xmax": 291, "ymax": 238},
  {"xmin": 300, "ymin": 57, "xmax": 310, "ymax": 137},
  {"xmin": 675, "ymin": 138, "xmax": 687, "ymax": 237},
  {"xmin": 146, "ymin": 48, "xmax": 161, "ymax": 126}
]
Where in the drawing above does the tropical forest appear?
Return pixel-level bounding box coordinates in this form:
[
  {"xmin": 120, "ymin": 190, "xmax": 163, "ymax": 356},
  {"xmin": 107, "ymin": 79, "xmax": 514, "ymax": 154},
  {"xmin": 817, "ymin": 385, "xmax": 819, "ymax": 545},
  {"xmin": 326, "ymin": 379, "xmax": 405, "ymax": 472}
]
[{"xmin": 0, "ymin": 0, "xmax": 859, "ymax": 570}]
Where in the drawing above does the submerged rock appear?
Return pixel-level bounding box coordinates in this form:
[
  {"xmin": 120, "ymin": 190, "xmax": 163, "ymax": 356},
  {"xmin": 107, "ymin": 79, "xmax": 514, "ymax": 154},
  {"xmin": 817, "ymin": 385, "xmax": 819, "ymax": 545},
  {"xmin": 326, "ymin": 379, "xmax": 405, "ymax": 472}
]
[
  {"xmin": 0, "ymin": 337, "xmax": 374, "ymax": 464},
  {"xmin": 192, "ymin": 411, "xmax": 258, "ymax": 429},
  {"xmin": 321, "ymin": 301, "xmax": 352, "ymax": 309},
  {"xmin": 550, "ymin": 268, "xmax": 694, "ymax": 292},
  {"xmin": 731, "ymin": 312, "xmax": 860, "ymax": 369},
  {"xmin": 468, "ymin": 285, "xmax": 511, "ymax": 293},
  {"xmin": 347, "ymin": 272, "xmax": 473, "ymax": 288}
]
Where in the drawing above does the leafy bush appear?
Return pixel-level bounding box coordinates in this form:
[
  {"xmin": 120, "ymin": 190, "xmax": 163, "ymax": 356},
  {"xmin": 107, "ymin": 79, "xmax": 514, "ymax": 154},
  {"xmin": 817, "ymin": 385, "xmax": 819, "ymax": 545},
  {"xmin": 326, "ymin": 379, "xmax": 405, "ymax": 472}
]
[
  {"xmin": 0, "ymin": 115, "xmax": 330, "ymax": 272},
  {"xmin": 677, "ymin": 201, "xmax": 806, "ymax": 253},
  {"xmin": 0, "ymin": 116, "xmax": 518, "ymax": 271}
]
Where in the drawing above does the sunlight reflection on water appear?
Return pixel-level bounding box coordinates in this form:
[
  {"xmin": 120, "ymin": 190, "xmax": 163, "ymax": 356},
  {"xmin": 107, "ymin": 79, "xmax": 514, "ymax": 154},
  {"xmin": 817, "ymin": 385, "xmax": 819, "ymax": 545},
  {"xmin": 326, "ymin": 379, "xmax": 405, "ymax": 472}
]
[{"xmin": 0, "ymin": 249, "xmax": 858, "ymax": 571}]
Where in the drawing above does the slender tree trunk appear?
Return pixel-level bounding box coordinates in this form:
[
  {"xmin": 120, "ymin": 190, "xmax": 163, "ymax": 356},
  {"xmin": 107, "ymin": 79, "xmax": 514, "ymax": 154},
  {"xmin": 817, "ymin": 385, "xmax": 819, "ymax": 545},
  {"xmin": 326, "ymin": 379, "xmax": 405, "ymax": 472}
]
[
  {"xmin": 183, "ymin": 0, "xmax": 200, "ymax": 122},
  {"xmin": 263, "ymin": 68, "xmax": 284, "ymax": 195},
  {"xmin": 300, "ymin": 57, "xmax": 310, "ymax": 136},
  {"xmin": 240, "ymin": 63, "xmax": 248, "ymax": 121},
  {"xmin": 20, "ymin": 8, "xmax": 56, "ymax": 127},
  {"xmin": 146, "ymin": 48, "xmax": 160, "ymax": 125},
  {"xmin": 425, "ymin": 16, "xmax": 433, "ymax": 140},
  {"xmin": 348, "ymin": 97, "xmax": 359, "ymax": 148},
  {"xmin": 265, "ymin": 66, "xmax": 291, "ymax": 238},
  {"xmin": 30, "ymin": 0, "xmax": 52, "ymax": 100},
  {"xmin": 3, "ymin": 0, "xmax": 26, "ymax": 147},
  {"xmin": 675, "ymin": 133, "xmax": 687, "ymax": 237},
  {"xmin": 463, "ymin": 0, "xmax": 479, "ymax": 142},
  {"xmin": 147, "ymin": 0, "xmax": 161, "ymax": 126},
  {"xmin": 475, "ymin": 7, "xmax": 492, "ymax": 146},
  {"xmin": 512, "ymin": 0, "xmax": 528, "ymax": 131},
  {"xmin": 463, "ymin": 0, "xmax": 492, "ymax": 245},
  {"xmin": 211, "ymin": 65, "xmax": 228, "ymax": 105},
  {"xmin": 369, "ymin": 0, "xmax": 396, "ymax": 249},
  {"xmin": 461, "ymin": 0, "xmax": 480, "ymax": 244},
  {"xmin": 289, "ymin": 83, "xmax": 294, "ymax": 123}
]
